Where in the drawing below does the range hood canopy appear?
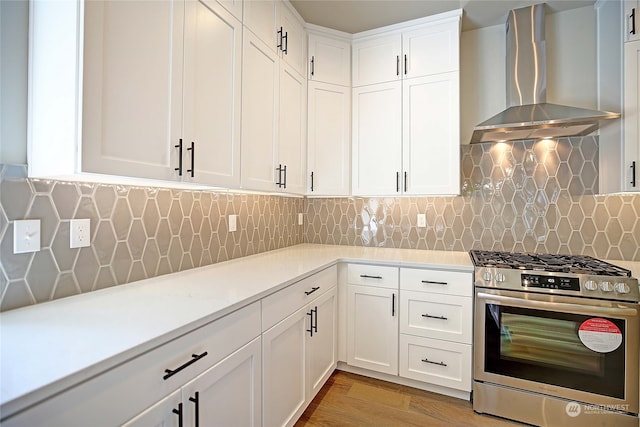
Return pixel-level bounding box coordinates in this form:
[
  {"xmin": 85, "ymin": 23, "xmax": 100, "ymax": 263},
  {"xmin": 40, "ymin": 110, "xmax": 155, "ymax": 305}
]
[{"xmin": 470, "ymin": 3, "xmax": 620, "ymax": 144}]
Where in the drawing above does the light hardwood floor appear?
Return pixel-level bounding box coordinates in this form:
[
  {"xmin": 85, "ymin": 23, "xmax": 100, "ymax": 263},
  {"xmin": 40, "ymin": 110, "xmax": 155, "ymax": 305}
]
[{"xmin": 295, "ymin": 371, "xmax": 523, "ymax": 426}]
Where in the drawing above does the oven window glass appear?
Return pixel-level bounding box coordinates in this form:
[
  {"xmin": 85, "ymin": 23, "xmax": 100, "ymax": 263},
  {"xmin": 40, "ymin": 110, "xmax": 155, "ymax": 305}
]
[{"xmin": 484, "ymin": 305, "xmax": 625, "ymax": 399}]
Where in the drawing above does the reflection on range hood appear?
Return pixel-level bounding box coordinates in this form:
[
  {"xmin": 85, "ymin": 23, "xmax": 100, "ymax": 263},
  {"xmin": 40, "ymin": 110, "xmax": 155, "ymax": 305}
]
[{"xmin": 470, "ymin": 3, "xmax": 620, "ymax": 144}]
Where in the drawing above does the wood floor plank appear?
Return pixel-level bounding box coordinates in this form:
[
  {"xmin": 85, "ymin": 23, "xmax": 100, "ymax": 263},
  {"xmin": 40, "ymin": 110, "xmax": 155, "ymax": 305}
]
[{"xmin": 295, "ymin": 371, "xmax": 523, "ymax": 427}]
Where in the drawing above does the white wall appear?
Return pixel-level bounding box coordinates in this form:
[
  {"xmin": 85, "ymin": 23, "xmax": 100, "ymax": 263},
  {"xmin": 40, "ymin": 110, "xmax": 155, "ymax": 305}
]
[
  {"xmin": 460, "ymin": 5, "xmax": 598, "ymax": 144},
  {"xmin": 0, "ymin": 0, "xmax": 29, "ymax": 164}
]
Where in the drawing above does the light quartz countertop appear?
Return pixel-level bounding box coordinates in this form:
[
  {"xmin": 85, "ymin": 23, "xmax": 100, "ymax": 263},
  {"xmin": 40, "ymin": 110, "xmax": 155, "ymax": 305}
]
[{"xmin": 0, "ymin": 244, "xmax": 473, "ymax": 418}]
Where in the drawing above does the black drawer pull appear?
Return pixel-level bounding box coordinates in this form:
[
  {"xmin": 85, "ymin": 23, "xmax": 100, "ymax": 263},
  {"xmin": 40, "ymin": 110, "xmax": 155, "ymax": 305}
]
[
  {"xmin": 422, "ymin": 358, "xmax": 447, "ymax": 367},
  {"xmin": 360, "ymin": 274, "xmax": 383, "ymax": 279},
  {"xmin": 631, "ymin": 8, "xmax": 636, "ymax": 35},
  {"xmin": 189, "ymin": 392, "xmax": 200, "ymax": 427},
  {"xmin": 631, "ymin": 161, "xmax": 637, "ymax": 187},
  {"xmin": 422, "ymin": 313, "xmax": 448, "ymax": 320},
  {"xmin": 163, "ymin": 351, "xmax": 208, "ymax": 380},
  {"xmin": 421, "ymin": 280, "xmax": 448, "ymax": 286},
  {"xmin": 173, "ymin": 403, "xmax": 184, "ymax": 427},
  {"xmin": 186, "ymin": 141, "xmax": 195, "ymax": 178},
  {"xmin": 174, "ymin": 139, "xmax": 183, "ymax": 176},
  {"xmin": 305, "ymin": 286, "xmax": 320, "ymax": 296}
]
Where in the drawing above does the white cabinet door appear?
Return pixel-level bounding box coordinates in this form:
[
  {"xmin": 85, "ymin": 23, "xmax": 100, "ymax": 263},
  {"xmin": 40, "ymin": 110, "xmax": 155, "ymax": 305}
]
[
  {"xmin": 347, "ymin": 285, "xmax": 398, "ymax": 375},
  {"xmin": 278, "ymin": 2, "xmax": 307, "ymax": 78},
  {"xmin": 624, "ymin": 40, "xmax": 640, "ymax": 191},
  {"xmin": 352, "ymin": 33, "xmax": 402, "ymax": 86},
  {"xmin": 308, "ymin": 33, "xmax": 351, "ymax": 86},
  {"xmin": 182, "ymin": 0, "xmax": 241, "ymax": 187},
  {"xmin": 262, "ymin": 307, "xmax": 307, "ymax": 427},
  {"xmin": 625, "ymin": 0, "xmax": 640, "ymax": 42},
  {"xmin": 121, "ymin": 390, "xmax": 182, "ymax": 427},
  {"xmin": 241, "ymin": 30, "xmax": 279, "ymax": 192},
  {"xmin": 402, "ymin": 72, "xmax": 460, "ymax": 195},
  {"xmin": 307, "ymin": 287, "xmax": 337, "ymax": 399},
  {"xmin": 243, "ymin": 0, "xmax": 278, "ymax": 51},
  {"xmin": 278, "ymin": 64, "xmax": 307, "ymax": 194},
  {"xmin": 182, "ymin": 338, "xmax": 262, "ymax": 427},
  {"xmin": 307, "ymin": 81, "xmax": 350, "ymax": 195},
  {"xmin": 82, "ymin": 0, "xmax": 184, "ymax": 181},
  {"xmin": 402, "ymin": 21, "xmax": 459, "ymax": 79},
  {"xmin": 352, "ymin": 82, "xmax": 402, "ymax": 195},
  {"xmin": 216, "ymin": 0, "xmax": 242, "ymax": 20}
]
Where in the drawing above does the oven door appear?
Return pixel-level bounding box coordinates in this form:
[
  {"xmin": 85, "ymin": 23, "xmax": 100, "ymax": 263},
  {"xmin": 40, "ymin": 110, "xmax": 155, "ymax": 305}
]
[{"xmin": 474, "ymin": 288, "xmax": 640, "ymax": 413}]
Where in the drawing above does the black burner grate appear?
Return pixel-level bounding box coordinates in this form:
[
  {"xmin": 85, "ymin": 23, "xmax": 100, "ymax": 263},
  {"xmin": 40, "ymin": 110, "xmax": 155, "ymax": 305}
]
[{"xmin": 469, "ymin": 250, "xmax": 632, "ymax": 277}]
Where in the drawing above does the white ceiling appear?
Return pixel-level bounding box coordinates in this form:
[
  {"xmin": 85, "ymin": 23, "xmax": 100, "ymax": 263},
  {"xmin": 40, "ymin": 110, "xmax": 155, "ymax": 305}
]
[{"xmin": 289, "ymin": 0, "xmax": 596, "ymax": 33}]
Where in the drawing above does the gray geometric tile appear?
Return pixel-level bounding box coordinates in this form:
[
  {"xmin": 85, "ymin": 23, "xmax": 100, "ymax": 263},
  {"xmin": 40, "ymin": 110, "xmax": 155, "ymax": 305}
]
[
  {"xmin": 25, "ymin": 249, "xmax": 58, "ymax": 302},
  {"xmin": 75, "ymin": 247, "xmax": 99, "ymax": 293},
  {"xmin": 1, "ymin": 178, "xmax": 33, "ymax": 220},
  {"xmin": 51, "ymin": 182, "xmax": 80, "ymax": 219},
  {"xmin": 1, "ymin": 280, "xmax": 34, "ymax": 311},
  {"xmin": 51, "ymin": 221, "xmax": 79, "ymax": 271}
]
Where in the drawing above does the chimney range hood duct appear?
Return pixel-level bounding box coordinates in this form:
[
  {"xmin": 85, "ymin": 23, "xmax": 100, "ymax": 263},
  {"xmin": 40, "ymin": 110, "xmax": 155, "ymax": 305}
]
[{"xmin": 470, "ymin": 3, "xmax": 620, "ymax": 144}]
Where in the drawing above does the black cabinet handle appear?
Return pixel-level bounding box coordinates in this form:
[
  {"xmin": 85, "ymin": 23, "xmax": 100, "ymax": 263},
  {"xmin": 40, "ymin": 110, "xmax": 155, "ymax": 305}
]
[
  {"xmin": 306, "ymin": 307, "xmax": 316, "ymax": 337},
  {"xmin": 283, "ymin": 164, "xmax": 287, "ymax": 189},
  {"xmin": 396, "ymin": 55, "xmax": 400, "ymax": 76},
  {"xmin": 186, "ymin": 141, "xmax": 195, "ymax": 178},
  {"xmin": 283, "ymin": 31, "xmax": 288, "ymax": 54},
  {"xmin": 174, "ymin": 139, "xmax": 183, "ymax": 176},
  {"xmin": 421, "ymin": 280, "xmax": 448, "ymax": 286},
  {"xmin": 422, "ymin": 313, "xmax": 448, "ymax": 320},
  {"xmin": 310, "ymin": 56, "xmax": 315, "ymax": 76},
  {"xmin": 163, "ymin": 352, "xmax": 208, "ymax": 380},
  {"xmin": 396, "ymin": 171, "xmax": 400, "ymax": 192},
  {"xmin": 173, "ymin": 403, "xmax": 184, "ymax": 427},
  {"xmin": 632, "ymin": 161, "xmax": 637, "ymax": 187},
  {"xmin": 392, "ymin": 293, "xmax": 395, "ymax": 317},
  {"xmin": 189, "ymin": 392, "xmax": 200, "ymax": 427},
  {"xmin": 310, "ymin": 171, "xmax": 314, "ymax": 192},
  {"xmin": 404, "ymin": 54, "xmax": 407, "ymax": 75},
  {"xmin": 305, "ymin": 286, "xmax": 320, "ymax": 296},
  {"xmin": 421, "ymin": 358, "xmax": 447, "ymax": 367},
  {"xmin": 631, "ymin": 8, "xmax": 636, "ymax": 35},
  {"xmin": 404, "ymin": 171, "xmax": 407, "ymax": 192},
  {"xmin": 360, "ymin": 274, "xmax": 383, "ymax": 279},
  {"xmin": 276, "ymin": 164, "xmax": 283, "ymax": 188},
  {"xmin": 277, "ymin": 27, "xmax": 283, "ymax": 50},
  {"xmin": 313, "ymin": 305, "xmax": 318, "ymax": 333}
]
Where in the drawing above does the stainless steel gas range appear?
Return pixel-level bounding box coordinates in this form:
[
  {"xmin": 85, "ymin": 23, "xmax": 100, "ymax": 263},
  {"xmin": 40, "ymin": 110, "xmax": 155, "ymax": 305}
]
[{"xmin": 470, "ymin": 250, "xmax": 640, "ymax": 427}]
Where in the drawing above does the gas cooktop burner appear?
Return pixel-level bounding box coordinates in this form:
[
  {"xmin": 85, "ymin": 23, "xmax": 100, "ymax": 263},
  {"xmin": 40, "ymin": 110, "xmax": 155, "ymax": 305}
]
[{"xmin": 469, "ymin": 250, "xmax": 632, "ymax": 277}]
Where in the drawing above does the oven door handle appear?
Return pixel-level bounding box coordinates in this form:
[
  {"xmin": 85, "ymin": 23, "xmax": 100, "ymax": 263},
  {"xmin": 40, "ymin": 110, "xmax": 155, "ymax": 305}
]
[{"xmin": 477, "ymin": 292, "xmax": 639, "ymax": 317}]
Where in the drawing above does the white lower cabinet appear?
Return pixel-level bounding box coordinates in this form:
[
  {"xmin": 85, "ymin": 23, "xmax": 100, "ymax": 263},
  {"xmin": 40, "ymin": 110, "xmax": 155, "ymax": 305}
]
[
  {"xmin": 262, "ymin": 267, "xmax": 337, "ymax": 427},
  {"xmin": 124, "ymin": 337, "xmax": 262, "ymax": 427}
]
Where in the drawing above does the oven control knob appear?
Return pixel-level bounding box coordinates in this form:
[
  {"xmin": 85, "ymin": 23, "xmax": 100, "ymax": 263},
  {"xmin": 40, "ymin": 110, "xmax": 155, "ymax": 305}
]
[
  {"xmin": 583, "ymin": 280, "xmax": 598, "ymax": 291},
  {"xmin": 614, "ymin": 282, "xmax": 631, "ymax": 294},
  {"xmin": 495, "ymin": 273, "xmax": 506, "ymax": 282},
  {"xmin": 482, "ymin": 271, "xmax": 492, "ymax": 282},
  {"xmin": 599, "ymin": 281, "xmax": 614, "ymax": 292}
]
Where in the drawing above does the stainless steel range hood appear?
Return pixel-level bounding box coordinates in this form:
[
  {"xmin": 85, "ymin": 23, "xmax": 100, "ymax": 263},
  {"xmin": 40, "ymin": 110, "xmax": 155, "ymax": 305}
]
[{"xmin": 470, "ymin": 3, "xmax": 620, "ymax": 144}]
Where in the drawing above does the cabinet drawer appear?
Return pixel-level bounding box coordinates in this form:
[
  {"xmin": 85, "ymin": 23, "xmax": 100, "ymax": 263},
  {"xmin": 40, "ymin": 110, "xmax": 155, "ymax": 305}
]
[
  {"xmin": 400, "ymin": 268, "xmax": 472, "ymax": 296},
  {"xmin": 3, "ymin": 302, "xmax": 261, "ymax": 427},
  {"xmin": 399, "ymin": 334, "xmax": 471, "ymax": 392},
  {"xmin": 347, "ymin": 264, "xmax": 399, "ymax": 289},
  {"xmin": 262, "ymin": 265, "xmax": 337, "ymax": 331},
  {"xmin": 400, "ymin": 291, "xmax": 472, "ymax": 344}
]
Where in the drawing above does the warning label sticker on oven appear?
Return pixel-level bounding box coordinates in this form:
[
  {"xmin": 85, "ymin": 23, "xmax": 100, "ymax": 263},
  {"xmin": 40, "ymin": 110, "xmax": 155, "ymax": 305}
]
[{"xmin": 578, "ymin": 318, "xmax": 622, "ymax": 353}]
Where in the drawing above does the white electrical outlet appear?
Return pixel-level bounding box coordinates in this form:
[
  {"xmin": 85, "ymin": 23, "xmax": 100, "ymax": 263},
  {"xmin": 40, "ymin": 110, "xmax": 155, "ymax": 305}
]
[
  {"xmin": 417, "ymin": 214, "xmax": 427, "ymax": 228},
  {"xmin": 70, "ymin": 219, "xmax": 91, "ymax": 248},
  {"xmin": 228, "ymin": 214, "xmax": 237, "ymax": 232},
  {"xmin": 298, "ymin": 213, "xmax": 303, "ymax": 225},
  {"xmin": 14, "ymin": 219, "xmax": 41, "ymax": 254}
]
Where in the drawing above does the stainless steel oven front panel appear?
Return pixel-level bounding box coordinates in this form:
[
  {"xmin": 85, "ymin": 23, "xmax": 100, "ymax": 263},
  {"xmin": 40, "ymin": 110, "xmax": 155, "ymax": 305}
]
[{"xmin": 474, "ymin": 288, "xmax": 640, "ymax": 413}]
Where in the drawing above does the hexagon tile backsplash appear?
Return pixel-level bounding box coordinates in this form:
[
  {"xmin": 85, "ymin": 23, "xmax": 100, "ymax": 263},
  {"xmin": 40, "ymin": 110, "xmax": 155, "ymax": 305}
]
[
  {"xmin": 306, "ymin": 137, "xmax": 639, "ymax": 261},
  {"xmin": 0, "ymin": 164, "xmax": 303, "ymax": 311},
  {"xmin": 1, "ymin": 136, "xmax": 639, "ymax": 312}
]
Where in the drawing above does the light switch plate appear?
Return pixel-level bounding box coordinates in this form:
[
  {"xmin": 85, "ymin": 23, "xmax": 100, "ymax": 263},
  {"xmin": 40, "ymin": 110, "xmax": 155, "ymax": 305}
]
[
  {"xmin": 298, "ymin": 213, "xmax": 303, "ymax": 225},
  {"xmin": 14, "ymin": 219, "xmax": 41, "ymax": 254},
  {"xmin": 417, "ymin": 214, "xmax": 427, "ymax": 228},
  {"xmin": 228, "ymin": 214, "xmax": 237, "ymax": 232},
  {"xmin": 70, "ymin": 219, "xmax": 91, "ymax": 248}
]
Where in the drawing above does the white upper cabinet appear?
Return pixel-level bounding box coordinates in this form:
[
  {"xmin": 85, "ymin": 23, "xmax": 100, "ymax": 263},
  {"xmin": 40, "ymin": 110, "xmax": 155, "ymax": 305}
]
[
  {"xmin": 182, "ymin": 0, "xmax": 242, "ymax": 188},
  {"xmin": 307, "ymin": 81, "xmax": 351, "ymax": 196},
  {"xmin": 624, "ymin": 40, "xmax": 640, "ymax": 191},
  {"xmin": 625, "ymin": 0, "xmax": 640, "ymax": 42},
  {"xmin": 351, "ymin": 10, "xmax": 462, "ymax": 196},
  {"xmin": 308, "ymin": 32, "xmax": 351, "ymax": 86},
  {"xmin": 79, "ymin": 0, "xmax": 185, "ymax": 182},
  {"xmin": 216, "ymin": 0, "xmax": 243, "ymax": 21},
  {"xmin": 352, "ymin": 34, "xmax": 402, "ymax": 87},
  {"xmin": 243, "ymin": 0, "xmax": 278, "ymax": 50},
  {"xmin": 278, "ymin": 2, "xmax": 308, "ymax": 77}
]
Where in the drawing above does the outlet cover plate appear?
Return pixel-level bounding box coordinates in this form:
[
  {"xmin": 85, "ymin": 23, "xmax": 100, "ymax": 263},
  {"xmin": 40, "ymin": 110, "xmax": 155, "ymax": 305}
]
[
  {"xmin": 70, "ymin": 219, "xmax": 91, "ymax": 248},
  {"xmin": 228, "ymin": 215, "xmax": 237, "ymax": 232},
  {"xmin": 417, "ymin": 214, "xmax": 427, "ymax": 228},
  {"xmin": 14, "ymin": 219, "xmax": 41, "ymax": 253},
  {"xmin": 298, "ymin": 213, "xmax": 303, "ymax": 225}
]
